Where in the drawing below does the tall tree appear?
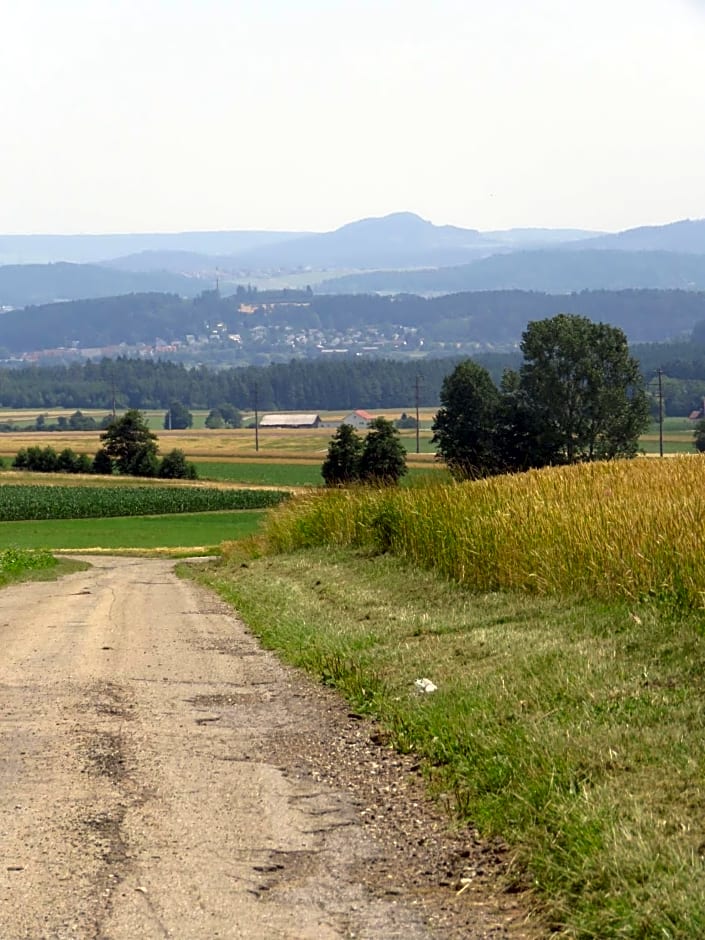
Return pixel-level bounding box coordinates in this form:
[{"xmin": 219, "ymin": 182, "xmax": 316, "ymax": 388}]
[
  {"xmin": 431, "ymin": 360, "xmax": 501, "ymax": 479},
  {"xmin": 359, "ymin": 417, "xmax": 407, "ymax": 485},
  {"xmin": 518, "ymin": 314, "xmax": 650, "ymax": 462},
  {"xmin": 97, "ymin": 409, "xmax": 159, "ymax": 476},
  {"xmin": 322, "ymin": 424, "xmax": 364, "ymax": 485}
]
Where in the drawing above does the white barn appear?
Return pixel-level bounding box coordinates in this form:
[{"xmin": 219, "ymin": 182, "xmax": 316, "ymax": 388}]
[{"xmin": 259, "ymin": 413, "xmax": 322, "ymax": 429}]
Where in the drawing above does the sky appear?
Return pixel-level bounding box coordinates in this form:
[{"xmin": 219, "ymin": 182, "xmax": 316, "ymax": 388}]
[{"xmin": 2, "ymin": 0, "xmax": 705, "ymax": 236}]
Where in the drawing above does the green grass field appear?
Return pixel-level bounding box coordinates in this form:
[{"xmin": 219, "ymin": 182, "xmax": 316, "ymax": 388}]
[
  {"xmin": 0, "ymin": 510, "xmax": 266, "ymax": 553},
  {"xmin": 194, "ymin": 460, "xmax": 324, "ymax": 486}
]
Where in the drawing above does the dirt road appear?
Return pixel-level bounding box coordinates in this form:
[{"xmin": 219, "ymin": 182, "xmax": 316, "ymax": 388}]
[{"xmin": 0, "ymin": 556, "xmax": 533, "ymax": 939}]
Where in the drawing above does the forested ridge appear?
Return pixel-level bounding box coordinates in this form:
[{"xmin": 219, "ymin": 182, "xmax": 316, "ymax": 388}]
[{"xmin": 3, "ymin": 287, "xmax": 705, "ymax": 354}]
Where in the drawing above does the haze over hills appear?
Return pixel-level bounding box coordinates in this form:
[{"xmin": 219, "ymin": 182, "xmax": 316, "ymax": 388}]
[
  {"xmin": 321, "ymin": 248, "xmax": 705, "ymax": 295},
  {"xmin": 0, "ymin": 213, "xmax": 602, "ymax": 274},
  {"xmin": 0, "ymin": 263, "xmax": 207, "ymax": 308},
  {"xmin": 572, "ymin": 219, "xmax": 705, "ymax": 254},
  {"xmin": 0, "ymin": 230, "xmax": 304, "ymax": 266},
  {"xmin": 101, "ymin": 213, "xmax": 604, "ymax": 275},
  {"xmin": 1, "ymin": 213, "xmax": 705, "ymax": 310}
]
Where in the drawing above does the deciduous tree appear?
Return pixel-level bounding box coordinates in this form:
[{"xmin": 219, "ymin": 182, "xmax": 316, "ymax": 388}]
[
  {"xmin": 97, "ymin": 409, "xmax": 159, "ymax": 476},
  {"xmin": 431, "ymin": 360, "xmax": 501, "ymax": 479},
  {"xmin": 322, "ymin": 424, "xmax": 363, "ymax": 485},
  {"xmin": 518, "ymin": 314, "xmax": 649, "ymax": 462},
  {"xmin": 359, "ymin": 417, "xmax": 407, "ymax": 485}
]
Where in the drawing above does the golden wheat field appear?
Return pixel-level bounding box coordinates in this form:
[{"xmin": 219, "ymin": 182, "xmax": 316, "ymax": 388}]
[{"xmin": 264, "ymin": 454, "xmax": 705, "ymax": 609}]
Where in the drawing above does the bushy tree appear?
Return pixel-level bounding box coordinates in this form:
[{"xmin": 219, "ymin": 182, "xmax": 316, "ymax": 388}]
[
  {"xmin": 68, "ymin": 410, "xmax": 97, "ymax": 430},
  {"xmin": 127, "ymin": 446, "xmax": 160, "ymax": 478},
  {"xmin": 219, "ymin": 403, "xmax": 242, "ymax": 428},
  {"xmin": 518, "ymin": 314, "xmax": 650, "ymax": 462},
  {"xmin": 395, "ymin": 412, "xmax": 418, "ymax": 429},
  {"xmin": 159, "ymin": 449, "xmax": 198, "ymax": 479},
  {"xmin": 359, "ymin": 417, "xmax": 407, "ymax": 485},
  {"xmin": 57, "ymin": 448, "xmax": 82, "ymax": 473},
  {"xmin": 98, "ymin": 409, "xmax": 158, "ymax": 476},
  {"xmin": 322, "ymin": 424, "xmax": 363, "ymax": 485},
  {"xmin": 164, "ymin": 401, "xmax": 193, "ymax": 430},
  {"xmin": 92, "ymin": 448, "xmax": 114, "ymax": 475},
  {"xmin": 205, "ymin": 409, "xmax": 225, "ymax": 429},
  {"xmin": 432, "ymin": 360, "xmax": 501, "ymax": 479}
]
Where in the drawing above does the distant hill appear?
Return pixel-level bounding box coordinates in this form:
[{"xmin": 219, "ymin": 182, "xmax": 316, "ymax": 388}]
[
  {"xmin": 206, "ymin": 212, "xmax": 603, "ymax": 273},
  {"xmin": 103, "ymin": 250, "xmax": 231, "ymax": 275},
  {"xmin": 96, "ymin": 215, "xmax": 602, "ymax": 276},
  {"xmin": 222, "ymin": 212, "xmax": 489, "ymax": 270},
  {"xmin": 573, "ymin": 219, "xmax": 705, "ymax": 254},
  {"xmin": 0, "ymin": 230, "xmax": 303, "ymax": 266},
  {"xmin": 320, "ymin": 250, "xmax": 705, "ymax": 295},
  {"xmin": 0, "ymin": 263, "xmax": 206, "ymax": 307}
]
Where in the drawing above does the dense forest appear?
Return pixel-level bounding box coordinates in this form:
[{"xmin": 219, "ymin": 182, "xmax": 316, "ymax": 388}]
[
  {"xmin": 2, "ymin": 343, "xmax": 705, "ymax": 416},
  {"xmin": 3, "ymin": 287, "xmax": 705, "ymax": 356},
  {"xmin": 0, "ymin": 356, "xmax": 459, "ymax": 412}
]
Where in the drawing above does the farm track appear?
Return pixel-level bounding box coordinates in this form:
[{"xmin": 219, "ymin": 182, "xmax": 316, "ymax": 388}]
[{"xmin": 0, "ymin": 557, "xmax": 533, "ymax": 939}]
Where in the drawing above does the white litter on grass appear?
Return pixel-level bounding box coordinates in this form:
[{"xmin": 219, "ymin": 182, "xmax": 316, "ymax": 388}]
[{"xmin": 414, "ymin": 678, "xmax": 438, "ymax": 693}]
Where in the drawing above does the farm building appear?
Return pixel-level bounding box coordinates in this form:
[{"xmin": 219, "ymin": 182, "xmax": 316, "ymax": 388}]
[
  {"xmin": 341, "ymin": 409, "xmax": 375, "ymax": 429},
  {"xmin": 259, "ymin": 413, "xmax": 322, "ymax": 429}
]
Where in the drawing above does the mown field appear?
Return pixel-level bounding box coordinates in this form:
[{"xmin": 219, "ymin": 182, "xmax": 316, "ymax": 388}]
[
  {"xmin": 190, "ymin": 455, "xmax": 705, "ymax": 938},
  {"xmin": 0, "ymin": 409, "xmax": 699, "ymax": 466}
]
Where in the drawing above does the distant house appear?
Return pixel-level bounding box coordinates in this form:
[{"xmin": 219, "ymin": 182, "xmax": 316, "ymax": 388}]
[
  {"xmin": 689, "ymin": 398, "xmax": 705, "ymax": 421},
  {"xmin": 259, "ymin": 413, "xmax": 322, "ymax": 429},
  {"xmin": 341, "ymin": 409, "xmax": 375, "ymax": 429}
]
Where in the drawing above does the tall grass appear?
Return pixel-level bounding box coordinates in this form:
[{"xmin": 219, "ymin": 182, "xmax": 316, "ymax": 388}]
[{"xmin": 264, "ymin": 456, "xmax": 705, "ymax": 610}]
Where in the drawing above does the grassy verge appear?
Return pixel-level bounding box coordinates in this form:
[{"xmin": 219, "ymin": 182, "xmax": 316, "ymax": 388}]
[
  {"xmin": 190, "ymin": 545, "xmax": 705, "ymax": 938},
  {"xmin": 0, "ymin": 547, "xmax": 88, "ymax": 586},
  {"xmin": 0, "ymin": 510, "xmax": 266, "ymax": 553}
]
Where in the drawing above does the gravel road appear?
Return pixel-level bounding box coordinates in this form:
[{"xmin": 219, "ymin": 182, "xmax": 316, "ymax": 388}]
[{"xmin": 0, "ymin": 556, "xmax": 536, "ymax": 939}]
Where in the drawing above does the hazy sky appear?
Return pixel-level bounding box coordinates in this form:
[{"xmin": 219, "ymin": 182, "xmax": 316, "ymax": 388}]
[{"xmin": 2, "ymin": 0, "xmax": 705, "ymax": 235}]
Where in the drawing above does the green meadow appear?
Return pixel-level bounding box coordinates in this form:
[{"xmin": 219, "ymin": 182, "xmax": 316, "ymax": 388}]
[{"xmin": 0, "ymin": 510, "xmax": 266, "ymax": 554}]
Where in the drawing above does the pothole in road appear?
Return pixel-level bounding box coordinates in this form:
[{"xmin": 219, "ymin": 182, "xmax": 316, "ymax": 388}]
[
  {"xmin": 81, "ymin": 731, "xmax": 128, "ymax": 780},
  {"xmin": 75, "ymin": 680, "xmax": 134, "ymax": 721}
]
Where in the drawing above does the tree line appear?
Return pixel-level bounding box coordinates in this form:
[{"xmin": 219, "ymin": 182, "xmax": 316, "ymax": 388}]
[
  {"xmin": 0, "ymin": 356, "xmax": 457, "ymax": 412},
  {"xmin": 12, "ymin": 411, "xmax": 197, "ymax": 479}
]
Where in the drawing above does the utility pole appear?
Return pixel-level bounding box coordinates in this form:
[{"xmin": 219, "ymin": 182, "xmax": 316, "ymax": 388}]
[
  {"xmin": 414, "ymin": 374, "xmax": 421, "ymax": 455},
  {"xmin": 254, "ymin": 384, "xmax": 259, "ymax": 453},
  {"xmin": 657, "ymin": 368, "xmax": 664, "ymax": 458}
]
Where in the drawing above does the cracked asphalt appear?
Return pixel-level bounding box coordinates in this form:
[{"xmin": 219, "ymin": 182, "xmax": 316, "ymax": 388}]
[{"xmin": 0, "ymin": 556, "xmax": 536, "ymax": 939}]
